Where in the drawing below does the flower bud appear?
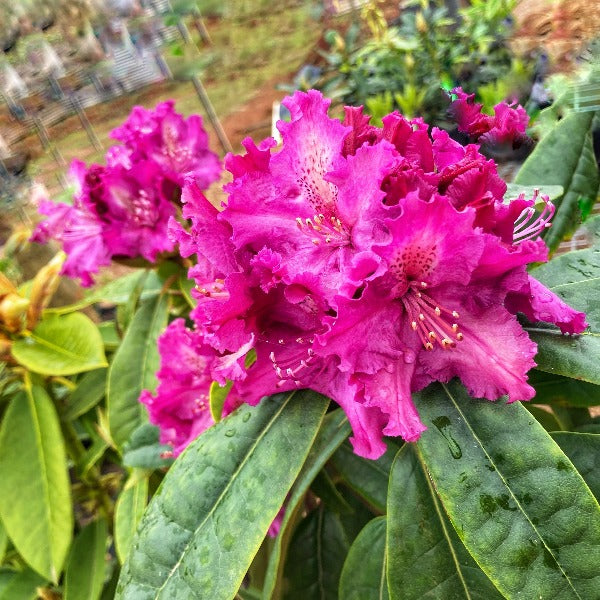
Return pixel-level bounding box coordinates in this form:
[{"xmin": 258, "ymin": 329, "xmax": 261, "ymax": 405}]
[
  {"xmin": 404, "ymin": 53, "xmax": 415, "ymax": 70},
  {"xmin": 27, "ymin": 252, "xmax": 65, "ymax": 329},
  {"xmin": 415, "ymin": 11, "xmax": 428, "ymax": 34},
  {"xmin": 0, "ymin": 293, "xmax": 30, "ymax": 333}
]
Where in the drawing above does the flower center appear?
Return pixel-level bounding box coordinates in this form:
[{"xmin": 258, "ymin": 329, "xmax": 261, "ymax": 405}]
[
  {"xmin": 131, "ymin": 190, "xmax": 158, "ymax": 227},
  {"xmin": 513, "ymin": 191, "xmax": 555, "ymax": 243},
  {"xmin": 269, "ymin": 345, "xmax": 316, "ymax": 388},
  {"xmin": 197, "ymin": 278, "xmax": 229, "ymax": 299},
  {"xmin": 401, "ymin": 282, "xmax": 463, "ymax": 350},
  {"xmin": 296, "ymin": 213, "xmax": 350, "ymax": 247}
]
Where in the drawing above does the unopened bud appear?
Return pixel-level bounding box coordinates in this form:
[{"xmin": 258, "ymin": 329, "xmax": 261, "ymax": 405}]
[
  {"xmin": 415, "ymin": 11, "xmax": 428, "ymax": 34},
  {"xmin": 0, "ymin": 272, "xmax": 17, "ymax": 298},
  {"xmin": 27, "ymin": 252, "xmax": 65, "ymax": 329},
  {"xmin": 404, "ymin": 53, "xmax": 415, "ymax": 70},
  {"xmin": 0, "ymin": 293, "xmax": 30, "ymax": 333}
]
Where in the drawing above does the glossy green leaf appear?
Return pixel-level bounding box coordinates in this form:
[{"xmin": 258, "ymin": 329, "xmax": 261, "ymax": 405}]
[
  {"xmin": 115, "ymin": 475, "xmax": 150, "ymax": 565},
  {"xmin": 525, "ymin": 404, "xmax": 563, "ymax": 432},
  {"xmin": 122, "ymin": 424, "xmax": 173, "ymax": 469},
  {"xmin": 0, "ymin": 521, "xmax": 7, "ymax": 563},
  {"xmin": 283, "ymin": 506, "xmax": 349, "ymax": 600},
  {"xmin": 310, "ymin": 471, "xmax": 352, "ymax": 514},
  {"xmin": 64, "ymin": 519, "xmax": 108, "ymax": 600},
  {"xmin": 107, "ymin": 294, "xmax": 170, "ymax": 449},
  {"xmin": 0, "ymin": 386, "xmax": 73, "ymax": 581},
  {"xmin": 98, "ymin": 322, "xmax": 120, "ymax": 351},
  {"xmin": 116, "ymin": 390, "xmax": 330, "ymax": 600},
  {"xmin": 415, "ymin": 381, "xmax": 600, "ymax": 599},
  {"xmin": 504, "ymin": 183, "xmax": 564, "ymax": 202},
  {"xmin": 528, "ymin": 370, "xmax": 600, "ymax": 408},
  {"xmin": 11, "ymin": 313, "xmax": 107, "ymax": 376},
  {"xmin": 551, "ymin": 432, "xmax": 600, "ymax": 501},
  {"xmin": 515, "ymin": 110, "xmax": 599, "ymax": 250},
  {"xmin": 0, "ymin": 568, "xmax": 45, "ymax": 600},
  {"xmin": 262, "ymin": 409, "xmax": 350, "ymax": 600},
  {"xmin": 64, "ymin": 368, "xmax": 108, "ymax": 421},
  {"xmin": 330, "ymin": 440, "xmax": 400, "ymax": 512},
  {"xmin": 387, "ymin": 445, "xmax": 502, "ymax": 600},
  {"xmin": 339, "ymin": 517, "xmax": 388, "ymax": 600}
]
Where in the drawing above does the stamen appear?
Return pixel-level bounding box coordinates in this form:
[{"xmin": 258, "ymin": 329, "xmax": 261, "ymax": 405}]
[
  {"xmin": 269, "ymin": 346, "xmax": 316, "ymax": 387},
  {"xmin": 295, "ymin": 213, "xmax": 350, "ymax": 247},
  {"xmin": 513, "ymin": 191, "xmax": 555, "ymax": 243},
  {"xmin": 402, "ymin": 284, "xmax": 463, "ymax": 350}
]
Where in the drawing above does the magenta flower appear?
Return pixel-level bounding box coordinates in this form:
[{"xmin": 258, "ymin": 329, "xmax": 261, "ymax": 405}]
[
  {"xmin": 161, "ymin": 90, "xmax": 587, "ymax": 459},
  {"xmin": 448, "ymin": 87, "xmax": 530, "ymax": 147},
  {"xmin": 140, "ymin": 319, "xmax": 241, "ymax": 457},
  {"xmin": 110, "ymin": 100, "xmax": 221, "ymax": 190}
]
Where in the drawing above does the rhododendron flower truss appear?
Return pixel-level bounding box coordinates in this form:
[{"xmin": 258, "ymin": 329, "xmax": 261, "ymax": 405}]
[
  {"xmin": 175, "ymin": 90, "xmax": 587, "ymax": 460},
  {"xmin": 448, "ymin": 87, "xmax": 530, "ymax": 147}
]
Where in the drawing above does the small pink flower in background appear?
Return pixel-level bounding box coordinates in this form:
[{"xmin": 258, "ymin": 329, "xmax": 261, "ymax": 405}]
[
  {"xmin": 32, "ymin": 101, "xmax": 221, "ymax": 286},
  {"xmin": 168, "ymin": 90, "xmax": 585, "ymax": 460},
  {"xmin": 448, "ymin": 87, "xmax": 530, "ymax": 147}
]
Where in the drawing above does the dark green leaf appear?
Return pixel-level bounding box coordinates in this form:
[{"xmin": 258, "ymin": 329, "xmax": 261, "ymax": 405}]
[
  {"xmin": 387, "ymin": 445, "xmax": 502, "ymax": 599},
  {"xmin": 262, "ymin": 409, "xmax": 350, "ymax": 600},
  {"xmin": 525, "ymin": 404, "xmax": 563, "ymax": 432},
  {"xmin": 283, "ymin": 506, "xmax": 348, "ymax": 600},
  {"xmin": 64, "ymin": 368, "xmax": 108, "ymax": 421},
  {"xmin": 339, "ymin": 517, "xmax": 388, "ymax": 600},
  {"xmin": 116, "ymin": 390, "xmax": 330, "ymax": 600},
  {"xmin": 122, "ymin": 424, "xmax": 173, "ymax": 469},
  {"xmin": 310, "ymin": 471, "xmax": 352, "ymax": 514},
  {"xmin": 115, "ymin": 475, "xmax": 149, "ymax": 564},
  {"xmin": 11, "ymin": 313, "xmax": 107, "ymax": 376},
  {"xmin": 64, "ymin": 519, "xmax": 108, "ymax": 600},
  {"xmin": 551, "ymin": 432, "xmax": 600, "ymax": 501},
  {"xmin": 415, "ymin": 381, "xmax": 600, "ymax": 599},
  {"xmin": 330, "ymin": 440, "xmax": 400, "ymax": 512},
  {"xmin": 0, "ymin": 385, "xmax": 73, "ymax": 581},
  {"xmin": 515, "ymin": 108, "xmax": 599, "ymax": 250},
  {"xmin": 505, "ymin": 183, "xmax": 564, "ymax": 202},
  {"xmin": 107, "ymin": 294, "xmax": 170, "ymax": 449},
  {"xmin": 529, "ymin": 370, "xmax": 600, "ymax": 408}
]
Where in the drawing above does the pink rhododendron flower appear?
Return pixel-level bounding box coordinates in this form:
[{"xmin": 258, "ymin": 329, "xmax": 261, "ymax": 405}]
[
  {"xmin": 110, "ymin": 100, "xmax": 221, "ymax": 189},
  {"xmin": 160, "ymin": 90, "xmax": 587, "ymax": 460},
  {"xmin": 140, "ymin": 319, "xmax": 241, "ymax": 457},
  {"xmin": 448, "ymin": 87, "xmax": 530, "ymax": 147},
  {"xmin": 32, "ymin": 101, "xmax": 221, "ymax": 285}
]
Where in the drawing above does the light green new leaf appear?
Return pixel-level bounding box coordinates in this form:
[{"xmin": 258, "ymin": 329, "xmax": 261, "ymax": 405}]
[
  {"xmin": 339, "ymin": 517, "xmax": 389, "ymax": 600},
  {"xmin": 415, "ymin": 381, "xmax": 600, "ymax": 599},
  {"xmin": 209, "ymin": 380, "xmax": 233, "ymax": 423},
  {"xmin": 11, "ymin": 313, "xmax": 107, "ymax": 376},
  {"xmin": 115, "ymin": 475, "xmax": 150, "ymax": 565},
  {"xmin": 116, "ymin": 390, "xmax": 330, "ymax": 600},
  {"xmin": 0, "ymin": 385, "xmax": 73, "ymax": 581},
  {"xmin": 283, "ymin": 506, "xmax": 349, "ymax": 600},
  {"xmin": 108, "ymin": 294, "xmax": 170, "ymax": 449},
  {"xmin": 64, "ymin": 519, "xmax": 108, "ymax": 600},
  {"xmin": 262, "ymin": 409, "xmax": 350, "ymax": 600},
  {"xmin": 551, "ymin": 432, "xmax": 600, "ymax": 501},
  {"xmin": 515, "ymin": 110, "xmax": 599, "ymax": 250},
  {"xmin": 0, "ymin": 568, "xmax": 45, "ymax": 600},
  {"xmin": 0, "ymin": 521, "xmax": 7, "ymax": 564},
  {"xmin": 64, "ymin": 368, "xmax": 108, "ymax": 421},
  {"xmin": 387, "ymin": 445, "xmax": 502, "ymax": 600},
  {"xmin": 330, "ymin": 440, "xmax": 400, "ymax": 513}
]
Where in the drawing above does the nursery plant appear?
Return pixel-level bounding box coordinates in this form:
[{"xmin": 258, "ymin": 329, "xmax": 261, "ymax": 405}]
[{"xmin": 1, "ymin": 87, "xmax": 599, "ymax": 600}]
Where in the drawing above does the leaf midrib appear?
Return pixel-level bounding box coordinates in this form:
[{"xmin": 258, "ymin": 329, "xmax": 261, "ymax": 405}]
[
  {"xmin": 154, "ymin": 394, "xmax": 297, "ymax": 598},
  {"xmin": 441, "ymin": 384, "xmax": 582, "ymax": 599}
]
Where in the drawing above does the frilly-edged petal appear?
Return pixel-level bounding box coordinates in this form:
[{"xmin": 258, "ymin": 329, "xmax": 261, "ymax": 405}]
[
  {"xmin": 341, "ymin": 105, "xmax": 380, "ymax": 156},
  {"xmin": 415, "ymin": 288, "xmax": 537, "ymax": 402},
  {"xmin": 506, "ymin": 276, "xmax": 588, "ymax": 334},
  {"xmin": 226, "ymin": 137, "xmax": 277, "ymax": 178}
]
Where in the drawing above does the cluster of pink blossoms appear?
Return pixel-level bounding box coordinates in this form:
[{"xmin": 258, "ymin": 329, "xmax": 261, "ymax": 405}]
[
  {"xmin": 142, "ymin": 90, "xmax": 586, "ymax": 461},
  {"xmin": 32, "ymin": 101, "xmax": 221, "ymax": 286}
]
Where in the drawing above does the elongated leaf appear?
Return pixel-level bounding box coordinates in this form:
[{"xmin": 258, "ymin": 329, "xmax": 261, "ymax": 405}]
[
  {"xmin": 387, "ymin": 445, "xmax": 502, "ymax": 599},
  {"xmin": 262, "ymin": 410, "xmax": 350, "ymax": 600},
  {"xmin": 64, "ymin": 368, "xmax": 108, "ymax": 421},
  {"xmin": 0, "ymin": 568, "xmax": 45, "ymax": 600},
  {"xmin": 0, "ymin": 521, "xmax": 7, "ymax": 563},
  {"xmin": 64, "ymin": 519, "xmax": 108, "ymax": 600},
  {"xmin": 209, "ymin": 380, "xmax": 232, "ymax": 423},
  {"xmin": 339, "ymin": 517, "xmax": 388, "ymax": 600},
  {"xmin": 0, "ymin": 386, "xmax": 73, "ymax": 581},
  {"xmin": 116, "ymin": 390, "xmax": 330, "ymax": 600},
  {"xmin": 11, "ymin": 313, "xmax": 107, "ymax": 376},
  {"xmin": 515, "ymin": 110, "xmax": 599, "ymax": 250},
  {"xmin": 283, "ymin": 506, "xmax": 348, "ymax": 600},
  {"xmin": 528, "ymin": 370, "xmax": 600, "ymax": 408},
  {"xmin": 505, "ymin": 183, "xmax": 564, "ymax": 202},
  {"xmin": 122, "ymin": 424, "xmax": 173, "ymax": 469},
  {"xmin": 551, "ymin": 432, "xmax": 600, "ymax": 501},
  {"xmin": 115, "ymin": 476, "xmax": 150, "ymax": 565},
  {"xmin": 415, "ymin": 381, "xmax": 600, "ymax": 599},
  {"xmin": 330, "ymin": 440, "xmax": 400, "ymax": 512},
  {"xmin": 108, "ymin": 294, "xmax": 170, "ymax": 449}
]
